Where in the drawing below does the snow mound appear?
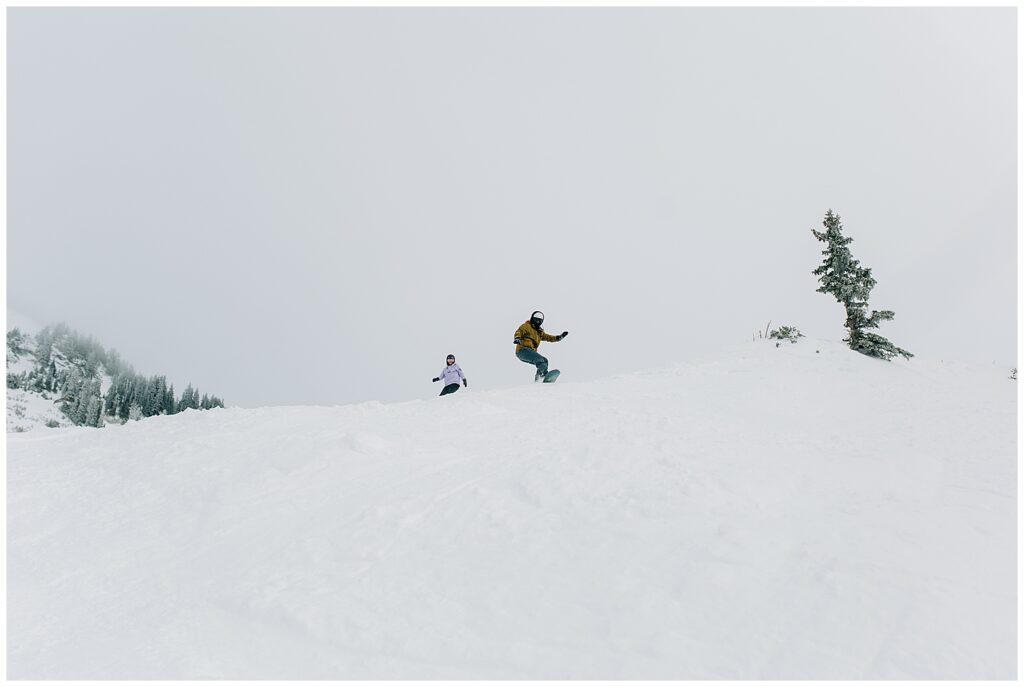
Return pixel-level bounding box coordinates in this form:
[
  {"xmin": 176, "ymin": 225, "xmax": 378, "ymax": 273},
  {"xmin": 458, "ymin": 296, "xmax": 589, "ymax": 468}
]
[{"xmin": 7, "ymin": 340, "xmax": 1016, "ymax": 679}]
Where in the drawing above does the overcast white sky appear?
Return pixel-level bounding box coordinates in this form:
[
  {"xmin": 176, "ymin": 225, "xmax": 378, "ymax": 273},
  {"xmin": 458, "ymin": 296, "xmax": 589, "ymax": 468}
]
[{"xmin": 6, "ymin": 7, "xmax": 1017, "ymax": 407}]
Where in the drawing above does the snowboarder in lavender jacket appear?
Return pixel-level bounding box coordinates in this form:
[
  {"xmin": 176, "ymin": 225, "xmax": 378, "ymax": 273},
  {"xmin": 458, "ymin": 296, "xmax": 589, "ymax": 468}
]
[{"xmin": 432, "ymin": 354, "xmax": 468, "ymax": 396}]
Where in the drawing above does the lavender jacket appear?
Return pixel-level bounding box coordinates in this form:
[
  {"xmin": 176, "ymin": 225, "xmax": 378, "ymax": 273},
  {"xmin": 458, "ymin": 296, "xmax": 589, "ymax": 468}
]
[{"xmin": 438, "ymin": 363, "xmax": 466, "ymax": 386}]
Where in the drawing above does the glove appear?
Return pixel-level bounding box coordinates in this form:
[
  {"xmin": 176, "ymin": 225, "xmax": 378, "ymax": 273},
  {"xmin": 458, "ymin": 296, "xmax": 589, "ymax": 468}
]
[
  {"xmin": 513, "ymin": 337, "xmax": 521, "ymax": 345},
  {"xmin": 558, "ymin": 331, "xmax": 569, "ymax": 340},
  {"xmin": 463, "ymin": 379, "xmax": 468, "ymax": 387},
  {"xmin": 432, "ymin": 377, "xmax": 440, "ymax": 382}
]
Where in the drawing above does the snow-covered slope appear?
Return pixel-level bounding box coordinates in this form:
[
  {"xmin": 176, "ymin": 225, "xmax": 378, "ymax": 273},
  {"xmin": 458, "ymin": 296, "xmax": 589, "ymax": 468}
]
[
  {"xmin": 5, "ymin": 310, "xmax": 72, "ymax": 432},
  {"xmin": 7, "ymin": 311, "xmax": 159, "ymax": 431},
  {"xmin": 7, "ymin": 340, "xmax": 1016, "ymax": 679},
  {"xmin": 6, "ymin": 387, "xmax": 73, "ymax": 432}
]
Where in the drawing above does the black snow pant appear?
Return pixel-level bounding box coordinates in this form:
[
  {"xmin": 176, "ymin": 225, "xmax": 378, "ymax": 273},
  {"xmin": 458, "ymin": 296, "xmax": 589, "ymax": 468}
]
[{"xmin": 440, "ymin": 383, "xmax": 460, "ymax": 396}]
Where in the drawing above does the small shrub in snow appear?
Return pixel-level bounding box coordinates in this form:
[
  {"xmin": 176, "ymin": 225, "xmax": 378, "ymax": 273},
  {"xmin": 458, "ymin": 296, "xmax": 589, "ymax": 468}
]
[
  {"xmin": 1011, "ymin": 368, "xmax": 1017, "ymax": 381},
  {"xmin": 769, "ymin": 326, "xmax": 804, "ymax": 344}
]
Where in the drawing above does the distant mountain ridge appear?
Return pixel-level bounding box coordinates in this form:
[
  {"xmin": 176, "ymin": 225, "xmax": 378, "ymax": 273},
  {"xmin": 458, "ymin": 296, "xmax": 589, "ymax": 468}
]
[{"xmin": 6, "ymin": 315, "xmax": 224, "ymax": 432}]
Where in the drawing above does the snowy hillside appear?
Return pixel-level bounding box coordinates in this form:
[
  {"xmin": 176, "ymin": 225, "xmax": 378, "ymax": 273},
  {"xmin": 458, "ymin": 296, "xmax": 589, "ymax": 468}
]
[
  {"xmin": 7, "ymin": 340, "xmax": 1016, "ymax": 679},
  {"xmin": 6, "ymin": 310, "xmax": 224, "ymax": 432},
  {"xmin": 6, "ymin": 312, "xmax": 74, "ymax": 431},
  {"xmin": 6, "ymin": 322, "xmax": 112, "ymax": 432}
]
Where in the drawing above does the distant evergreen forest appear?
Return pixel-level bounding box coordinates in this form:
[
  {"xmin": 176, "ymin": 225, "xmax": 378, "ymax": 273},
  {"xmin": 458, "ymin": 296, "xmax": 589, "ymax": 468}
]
[{"xmin": 7, "ymin": 323, "xmax": 224, "ymax": 427}]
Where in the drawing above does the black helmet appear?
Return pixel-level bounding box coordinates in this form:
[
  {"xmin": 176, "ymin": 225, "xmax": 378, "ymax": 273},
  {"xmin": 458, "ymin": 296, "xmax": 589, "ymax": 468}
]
[
  {"xmin": 446, "ymin": 353, "xmax": 456, "ymax": 362},
  {"xmin": 530, "ymin": 311, "xmax": 544, "ymax": 327}
]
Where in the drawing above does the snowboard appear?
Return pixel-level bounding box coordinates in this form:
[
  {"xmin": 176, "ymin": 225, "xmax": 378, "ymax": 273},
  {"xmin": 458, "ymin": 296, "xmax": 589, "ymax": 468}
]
[{"xmin": 542, "ymin": 369, "xmax": 560, "ymax": 383}]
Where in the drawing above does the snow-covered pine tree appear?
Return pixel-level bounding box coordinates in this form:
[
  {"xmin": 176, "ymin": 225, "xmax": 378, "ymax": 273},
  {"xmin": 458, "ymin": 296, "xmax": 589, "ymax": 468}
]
[
  {"xmin": 104, "ymin": 377, "xmax": 119, "ymax": 420},
  {"xmin": 147, "ymin": 376, "xmax": 166, "ymax": 416},
  {"xmin": 132, "ymin": 378, "xmax": 144, "ymax": 416},
  {"xmin": 164, "ymin": 384, "xmax": 177, "ymax": 415},
  {"xmin": 84, "ymin": 379, "xmax": 104, "ymax": 427},
  {"xmin": 77, "ymin": 378, "xmax": 103, "ymax": 426},
  {"xmin": 111, "ymin": 375, "xmax": 131, "ymax": 421},
  {"xmin": 61, "ymin": 368, "xmax": 85, "ymax": 423},
  {"xmin": 178, "ymin": 384, "xmax": 196, "ymax": 413},
  {"xmin": 43, "ymin": 361, "xmax": 56, "ymax": 392},
  {"xmin": 129, "ymin": 377, "xmax": 145, "ymax": 417},
  {"xmin": 812, "ymin": 210, "xmax": 912, "ymax": 361}
]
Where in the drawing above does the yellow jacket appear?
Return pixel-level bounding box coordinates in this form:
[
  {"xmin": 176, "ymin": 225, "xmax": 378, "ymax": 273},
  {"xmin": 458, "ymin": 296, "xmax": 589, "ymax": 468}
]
[{"xmin": 514, "ymin": 321, "xmax": 560, "ymax": 353}]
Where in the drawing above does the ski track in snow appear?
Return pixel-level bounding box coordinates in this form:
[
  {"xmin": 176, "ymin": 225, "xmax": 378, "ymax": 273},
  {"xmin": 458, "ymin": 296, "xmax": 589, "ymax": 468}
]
[{"xmin": 7, "ymin": 340, "xmax": 1017, "ymax": 679}]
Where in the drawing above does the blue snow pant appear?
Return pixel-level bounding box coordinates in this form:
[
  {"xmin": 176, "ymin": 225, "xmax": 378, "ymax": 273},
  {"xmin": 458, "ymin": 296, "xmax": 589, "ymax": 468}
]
[{"xmin": 516, "ymin": 347, "xmax": 548, "ymax": 377}]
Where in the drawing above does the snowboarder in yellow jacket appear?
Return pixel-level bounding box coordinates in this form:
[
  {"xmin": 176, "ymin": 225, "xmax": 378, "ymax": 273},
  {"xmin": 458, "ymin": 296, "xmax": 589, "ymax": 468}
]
[{"xmin": 513, "ymin": 311, "xmax": 568, "ymax": 382}]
